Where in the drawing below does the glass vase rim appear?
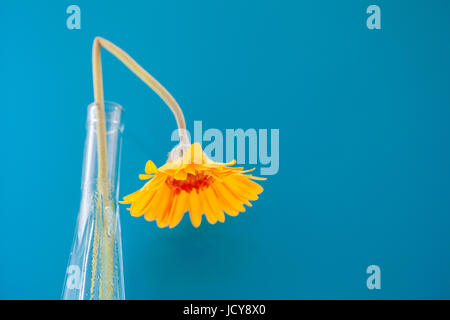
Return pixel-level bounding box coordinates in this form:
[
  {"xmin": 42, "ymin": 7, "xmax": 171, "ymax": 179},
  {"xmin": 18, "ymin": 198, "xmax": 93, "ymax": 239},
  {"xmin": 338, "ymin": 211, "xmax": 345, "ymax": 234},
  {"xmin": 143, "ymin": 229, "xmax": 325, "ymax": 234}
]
[{"xmin": 88, "ymin": 101, "xmax": 124, "ymax": 113}]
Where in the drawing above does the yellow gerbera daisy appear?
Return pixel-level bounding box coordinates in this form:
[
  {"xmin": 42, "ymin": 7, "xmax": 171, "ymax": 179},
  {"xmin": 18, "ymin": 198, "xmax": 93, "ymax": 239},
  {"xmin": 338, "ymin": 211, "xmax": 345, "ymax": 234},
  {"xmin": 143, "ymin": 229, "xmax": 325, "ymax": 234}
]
[{"xmin": 121, "ymin": 142, "xmax": 265, "ymax": 228}]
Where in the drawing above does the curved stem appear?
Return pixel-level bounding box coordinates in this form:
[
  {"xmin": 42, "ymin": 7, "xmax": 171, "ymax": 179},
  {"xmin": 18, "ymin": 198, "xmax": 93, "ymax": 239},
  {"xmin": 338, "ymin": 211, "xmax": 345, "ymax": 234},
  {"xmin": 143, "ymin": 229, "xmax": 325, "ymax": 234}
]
[{"xmin": 92, "ymin": 36, "xmax": 187, "ymax": 193}]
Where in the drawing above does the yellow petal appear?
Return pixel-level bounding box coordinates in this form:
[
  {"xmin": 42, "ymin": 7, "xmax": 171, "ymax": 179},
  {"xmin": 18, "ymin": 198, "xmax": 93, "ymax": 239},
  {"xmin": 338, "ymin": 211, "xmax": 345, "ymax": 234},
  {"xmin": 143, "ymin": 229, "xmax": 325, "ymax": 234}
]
[
  {"xmin": 225, "ymin": 176, "xmax": 259, "ymax": 201},
  {"xmin": 131, "ymin": 189, "xmax": 156, "ymax": 215},
  {"xmin": 224, "ymin": 182, "xmax": 253, "ymax": 207},
  {"xmin": 174, "ymin": 170, "xmax": 188, "ymax": 180},
  {"xmin": 145, "ymin": 160, "xmax": 157, "ymax": 174},
  {"xmin": 235, "ymin": 175, "xmax": 264, "ymax": 194},
  {"xmin": 163, "ymin": 193, "xmax": 180, "ymax": 227},
  {"xmin": 170, "ymin": 191, "xmax": 189, "ymax": 228},
  {"xmin": 189, "ymin": 191, "xmax": 202, "ymax": 227},
  {"xmin": 120, "ymin": 190, "xmax": 140, "ymax": 204},
  {"xmin": 157, "ymin": 191, "xmax": 174, "ymax": 228},
  {"xmin": 145, "ymin": 175, "xmax": 167, "ymax": 191},
  {"xmin": 211, "ymin": 184, "xmax": 240, "ymax": 216},
  {"xmin": 213, "ymin": 182, "xmax": 245, "ymax": 212},
  {"xmin": 198, "ymin": 190, "xmax": 217, "ymax": 224},
  {"xmin": 184, "ymin": 142, "xmax": 205, "ymax": 164},
  {"xmin": 139, "ymin": 174, "xmax": 154, "ymax": 180},
  {"xmin": 248, "ymin": 175, "xmax": 267, "ymax": 181},
  {"xmin": 203, "ymin": 187, "xmax": 225, "ymax": 222},
  {"xmin": 144, "ymin": 186, "xmax": 169, "ymax": 221},
  {"xmin": 159, "ymin": 158, "xmax": 183, "ymax": 171}
]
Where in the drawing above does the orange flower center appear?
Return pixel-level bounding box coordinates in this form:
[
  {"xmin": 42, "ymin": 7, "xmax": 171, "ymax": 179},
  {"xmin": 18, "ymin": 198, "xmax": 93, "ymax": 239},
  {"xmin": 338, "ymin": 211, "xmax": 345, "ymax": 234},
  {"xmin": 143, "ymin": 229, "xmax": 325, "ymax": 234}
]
[{"xmin": 166, "ymin": 172, "xmax": 214, "ymax": 193}]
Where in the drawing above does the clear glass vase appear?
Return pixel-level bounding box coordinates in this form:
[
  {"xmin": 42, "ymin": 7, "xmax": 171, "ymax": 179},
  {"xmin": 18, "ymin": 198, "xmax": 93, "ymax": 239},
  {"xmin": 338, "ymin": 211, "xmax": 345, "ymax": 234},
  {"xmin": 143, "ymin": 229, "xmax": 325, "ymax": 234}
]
[{"xmin": 62, "ymin": 102, "xmax": 125, "ymax": 300}]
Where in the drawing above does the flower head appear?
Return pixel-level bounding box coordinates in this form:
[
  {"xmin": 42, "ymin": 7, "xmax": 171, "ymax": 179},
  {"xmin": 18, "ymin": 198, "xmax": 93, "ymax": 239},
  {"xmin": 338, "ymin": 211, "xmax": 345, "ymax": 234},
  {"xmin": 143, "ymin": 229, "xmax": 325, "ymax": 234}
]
[{"xmin": 121, "ymin": 143, "xmax": 265, "ymax": 228}]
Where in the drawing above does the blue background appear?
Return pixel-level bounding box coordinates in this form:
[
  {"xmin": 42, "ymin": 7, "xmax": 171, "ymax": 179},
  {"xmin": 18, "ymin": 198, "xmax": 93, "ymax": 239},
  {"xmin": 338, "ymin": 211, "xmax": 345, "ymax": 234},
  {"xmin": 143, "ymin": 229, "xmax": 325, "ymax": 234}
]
[{"xmin": 1, "ymin": 0, "xmax": 450, "ymax": 299}]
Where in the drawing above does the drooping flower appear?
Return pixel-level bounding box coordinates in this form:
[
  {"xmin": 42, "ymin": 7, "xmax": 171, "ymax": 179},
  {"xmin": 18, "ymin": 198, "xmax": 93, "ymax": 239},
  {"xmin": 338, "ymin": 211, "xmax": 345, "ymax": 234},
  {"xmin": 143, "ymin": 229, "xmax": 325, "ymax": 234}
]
[{"xmin": 121, "ymin": 143, "xmax": 265, "ymax": 228}]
